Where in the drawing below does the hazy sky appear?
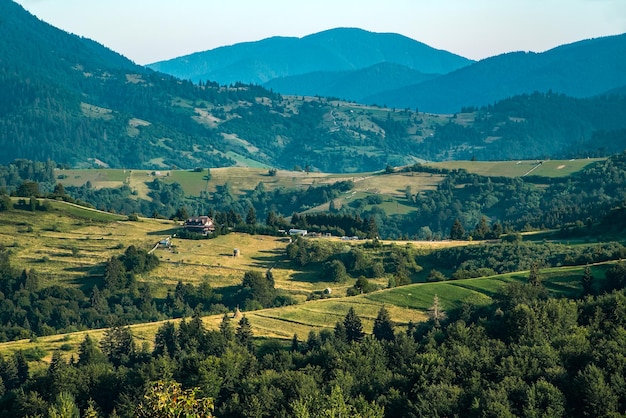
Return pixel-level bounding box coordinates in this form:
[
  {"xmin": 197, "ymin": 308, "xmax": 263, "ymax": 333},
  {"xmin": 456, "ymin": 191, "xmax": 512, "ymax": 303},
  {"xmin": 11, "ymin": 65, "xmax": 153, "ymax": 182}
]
[{"xmin": 14, "ymin": 0, "xmax": 626, "ymax": 65}]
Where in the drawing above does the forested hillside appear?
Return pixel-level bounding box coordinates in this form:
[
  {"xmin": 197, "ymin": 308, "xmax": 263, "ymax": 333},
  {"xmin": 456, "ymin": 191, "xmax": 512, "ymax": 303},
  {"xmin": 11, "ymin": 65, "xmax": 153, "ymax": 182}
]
[{"xmin": 2, "ymin": 2, "xmax": 626, "ymax": 172}]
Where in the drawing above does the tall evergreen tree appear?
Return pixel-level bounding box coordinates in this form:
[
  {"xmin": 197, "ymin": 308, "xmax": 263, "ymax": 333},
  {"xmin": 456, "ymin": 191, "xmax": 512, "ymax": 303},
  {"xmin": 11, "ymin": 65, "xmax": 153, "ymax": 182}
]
[
  {"xmin": 236, "ymin": 316, "xmax": 254, "ymax": 352},
  {"xmin": 100, "ymin": 326, "xmax": 136, "ymax": 367},
  {"xmin": 582, "ymin": 265, "xmax": 594, "ymax": 296},
  {"xmin": 153, "ymin": 322, "xmax": 179, "ymax": 357},
  {"xmin": 450, "ymin": 218, "xmax": 465, "ymax": 240},
  {"xmin": 528, "ymin": 262, "xmax": 542, "ymax": 287},
  {"xmin": 219, "ymin": 313, "xmax": 235, "ymax": 342},
  {"xmin": 373, "ymin": 306, "xmax": 395, "ymax": 342},
  {"xmin": 77, "ymin": 334, "xmax": 106, "ymax": 366},
  {"xmin": 246, "ymin": 206, "xmax": 256, "ymax": 225},
  {"xmin": 473, "ymin": 216, "xmax": 489, "ymax": 240},
  {"xmin": 343, "ymin": 307, "xmax": 364, "ymax": 343}
]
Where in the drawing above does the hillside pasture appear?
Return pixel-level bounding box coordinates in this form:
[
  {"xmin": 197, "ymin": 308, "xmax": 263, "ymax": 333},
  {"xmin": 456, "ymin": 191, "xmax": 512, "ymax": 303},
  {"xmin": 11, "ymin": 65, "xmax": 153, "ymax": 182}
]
[
  {"xmin": 0, "ymin": 203, "xmax": 169, "ymax": 288},
  {"xmin": 427, "ymin": 158, "xmax": 603, "ymax": 178},
  {"xmin": 55, "ymin": 168, "xmax": 129, "ymax": 188}
]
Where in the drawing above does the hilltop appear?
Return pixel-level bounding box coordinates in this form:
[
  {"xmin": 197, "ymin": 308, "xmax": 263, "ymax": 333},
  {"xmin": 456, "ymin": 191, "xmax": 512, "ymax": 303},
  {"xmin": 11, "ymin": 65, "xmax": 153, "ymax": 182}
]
[
  {"xmin": 147, "ymin": 27, "xmax": 473, "ymax": 86},
  {"xmin": 2, "ymin": 2, "xmax": 626, "ymax": 172},
  {"xmin": 367, "ymin": 33, "xmax": 626, "ymax": 113}
]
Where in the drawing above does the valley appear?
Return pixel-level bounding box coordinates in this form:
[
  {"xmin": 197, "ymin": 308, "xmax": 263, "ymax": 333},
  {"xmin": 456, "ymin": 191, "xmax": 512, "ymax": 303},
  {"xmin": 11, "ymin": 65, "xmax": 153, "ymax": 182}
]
[{"xmin": 1, "ymin": 1, "xmax": 626, "ymax": 415}]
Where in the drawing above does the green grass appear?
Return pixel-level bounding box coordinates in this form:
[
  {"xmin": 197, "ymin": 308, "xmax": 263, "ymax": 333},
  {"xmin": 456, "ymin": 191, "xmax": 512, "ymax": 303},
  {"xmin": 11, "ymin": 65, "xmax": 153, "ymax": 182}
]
[
  {"xmin": 48, "ymin": 201, "xmax": 127, "ymax": 222},
  {"xmin": 56, "ymin": 168, "xmax": 129, "ymax": 187},
  {"xmin": 427, "ymin": 158, "xmax": 603, "ymax": 178}
]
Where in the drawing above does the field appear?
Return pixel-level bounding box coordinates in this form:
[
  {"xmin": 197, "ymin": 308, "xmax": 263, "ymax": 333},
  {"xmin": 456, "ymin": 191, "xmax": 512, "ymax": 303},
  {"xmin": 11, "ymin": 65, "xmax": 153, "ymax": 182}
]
[
  {"xmin": 0, "ymin": 201, "xmax": 371, "ymax": 297},
  {"xmin": 427, "ymin": 158, "xmax": 603, "ymax": 178},
  {"xmin": 53, "ymin": 158, "xmax": 595, "ymax": 222},
  {"xmin": 56, "ymin": 167, "xmax": 444, "ymax": 218}
]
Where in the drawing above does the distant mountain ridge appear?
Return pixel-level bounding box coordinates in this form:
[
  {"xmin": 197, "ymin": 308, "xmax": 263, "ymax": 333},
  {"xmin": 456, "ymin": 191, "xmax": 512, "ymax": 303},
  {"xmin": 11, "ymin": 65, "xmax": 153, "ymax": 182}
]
[
  {"xmin": 263, "ymin": 62, "xmax": 439, "ymax": 103},
  {"xmin": 147, "ymin": 28, "xmax": 474, "ymax": 85},
  {"xmin": 367, "ymin": 33, "xmax": 626, "ymax": 113},
  {"xmin": 149, "ymin": 28, "xmax": 626, "ymax": 113},
  {"xmin": 2, "ymin": 0, "xmax": 626, "ymax": 172}
]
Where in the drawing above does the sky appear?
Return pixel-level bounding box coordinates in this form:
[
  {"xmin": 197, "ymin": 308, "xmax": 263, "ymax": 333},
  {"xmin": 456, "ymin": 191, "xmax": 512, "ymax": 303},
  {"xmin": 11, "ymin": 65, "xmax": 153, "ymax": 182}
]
[{"xmin": 14, "ymin": 0, "xmax": 626, "ymax": 65}]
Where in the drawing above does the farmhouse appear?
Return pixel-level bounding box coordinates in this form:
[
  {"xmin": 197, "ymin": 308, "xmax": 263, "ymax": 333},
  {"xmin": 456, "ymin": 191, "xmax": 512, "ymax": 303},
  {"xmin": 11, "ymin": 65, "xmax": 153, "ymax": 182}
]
[{"xmin": 184, "ymin": 216, "xmax": 215, "ymax": 235}]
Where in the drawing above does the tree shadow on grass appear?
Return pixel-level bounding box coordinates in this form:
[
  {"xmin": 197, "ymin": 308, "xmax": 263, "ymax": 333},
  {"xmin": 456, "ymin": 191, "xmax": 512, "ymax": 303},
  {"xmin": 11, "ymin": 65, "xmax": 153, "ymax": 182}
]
[
  {"xmin": 287, "ymin": 269, "xmax": 329, "ymax": 284},
  {"xmin": 146, "ymin": 227, "xmax": 182, "ymax": 236}
]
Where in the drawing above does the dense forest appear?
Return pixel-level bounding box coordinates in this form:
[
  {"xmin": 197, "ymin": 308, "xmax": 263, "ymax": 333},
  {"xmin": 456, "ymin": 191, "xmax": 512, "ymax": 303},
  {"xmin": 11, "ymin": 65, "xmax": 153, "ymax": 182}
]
[{"xmin": 0, "ymin": 260, "xmax": 625, "ymax": 417}]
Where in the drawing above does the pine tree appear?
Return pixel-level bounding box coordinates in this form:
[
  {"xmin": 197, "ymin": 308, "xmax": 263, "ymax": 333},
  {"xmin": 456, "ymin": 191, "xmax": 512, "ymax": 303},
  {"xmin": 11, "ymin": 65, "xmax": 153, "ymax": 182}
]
[
  {"xmin": 219, "ymin": 313, "xmax": 234, "ymax": 342},
  {"xmin": 373, "ymin": 306, "xmax": 395, "ymax": 341},
  {"xmin": 246, "ymin": 206, "xmax": 256, "ymax": 225},
  {"xmin": 582, "ymin": 265, "xmax": 594, "ymax": 296},
  {"xmin": 291, "ymin": 334, "xmax": 300, "ymax": 352},
  {"xmin": 100, "ymin": 326, "xmax": 136, "ymax": 367},
  {"xmin": 473, "ymin": 216, "xmax": 489, "ymax": 240},
  {"xmin": 154, "ymin": 321, "xmax": 179, "ymax": 357},
  {"xmin": 48, "ymin": 392, "xmax": 79, "ymax": 418},
  {"xmin": 236, "ymin": 316, "xmax": 254, "ymax": 352},
  {"xmin": 366, "ymin": 216, "xmax": 378, "ymax": 239},
  {"xmin": 78, "ymin": 334, "xmax": 106, "ymax": 366},
  {"xmin": 14, "ymin": 351, "xmax": 28, "ymax": 386},
  {"xmin": 528, "ymin": 262, "xmax": 542, "ymax": 287},
  {"xmin": 343, "ymin": 307, "xmax": 364, "ymax": 343},
  {"xmin": 450, "ymin": 218, "xmax": 465, "ymax": 240}
]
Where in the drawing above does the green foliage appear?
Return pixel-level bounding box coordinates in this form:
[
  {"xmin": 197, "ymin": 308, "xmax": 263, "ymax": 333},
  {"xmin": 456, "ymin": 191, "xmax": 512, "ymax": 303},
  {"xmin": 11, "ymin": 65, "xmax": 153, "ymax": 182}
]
[
  {"xmin": 343, "ymin": 307, "xmax": 364, "ymax": 343},
  {"xmin": 135, "ymin": 380, "xmax": 214, "ymax": 418},
  {"xmin": 324, "ymin": 259, "xmax": 347, "ymax": 283},
  {"xmin": 48, "ymin": 392, "xmax": 79, "ymax": 418},
  {"xmin": 236, "ymin": 316, "xmax": 254, "ymax": 352},
  {"xmin": 450, "ymin": 218, "xmax": 465, "ymax": 240},
  {"xmin": 241, "ymin": 270, "xmax": 277, "ymax": 308},
  {"xmin": 100, "ymin": 326, "xmax": 136, "ymax": 367},
  {"xmin": 373, "ymin": 306, "xmax": 395, "ymax": 342},
  {"xmin": 0, "ymin": 195, "xmax": 11, "ymax": 212}
]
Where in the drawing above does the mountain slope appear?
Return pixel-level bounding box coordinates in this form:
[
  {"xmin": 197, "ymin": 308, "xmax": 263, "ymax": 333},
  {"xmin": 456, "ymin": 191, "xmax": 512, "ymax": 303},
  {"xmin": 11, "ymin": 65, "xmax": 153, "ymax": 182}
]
[
  {"xmin": 147, "ymin": 27, "xmax": 473, "ymax": 85},
  {"xmin": 263, "ymin": 62, "xmax": 438, "ymax": 102},
  {"xmin": 0, "ymin": 1, "xmax": 139, "ymax": 79},
  {"xmin": 366, "ymin": 33, "xmax": 626, "ymax": 113}
]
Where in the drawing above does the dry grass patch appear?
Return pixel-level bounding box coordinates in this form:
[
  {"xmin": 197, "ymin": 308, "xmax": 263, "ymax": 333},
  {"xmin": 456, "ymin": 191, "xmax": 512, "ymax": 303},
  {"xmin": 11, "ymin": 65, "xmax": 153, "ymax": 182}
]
[{"xmin": 0, "ymin": 207, "xmax": 174, "ymax": 286}]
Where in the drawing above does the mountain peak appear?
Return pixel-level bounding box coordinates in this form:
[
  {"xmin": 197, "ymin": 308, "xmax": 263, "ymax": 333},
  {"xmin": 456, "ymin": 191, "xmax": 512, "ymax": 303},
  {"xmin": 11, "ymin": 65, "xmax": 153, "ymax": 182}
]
[{"xmin": 147, "ymin": 27, "xmax": 473, "ymax": 85}]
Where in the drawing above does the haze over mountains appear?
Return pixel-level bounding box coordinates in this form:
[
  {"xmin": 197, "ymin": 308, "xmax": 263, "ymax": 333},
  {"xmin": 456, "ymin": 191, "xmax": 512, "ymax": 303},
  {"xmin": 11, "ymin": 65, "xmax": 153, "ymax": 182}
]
[
  {"xmin": 1, "ymin": 0, "xmax": 626, "ymax": 172},
  {"xmin": 147, "ymin": 28, "xmax": 472, "ymax": 85},
  {"xmin": 150, "ymin": 29, "xmax": 626, "ymax": 113}
]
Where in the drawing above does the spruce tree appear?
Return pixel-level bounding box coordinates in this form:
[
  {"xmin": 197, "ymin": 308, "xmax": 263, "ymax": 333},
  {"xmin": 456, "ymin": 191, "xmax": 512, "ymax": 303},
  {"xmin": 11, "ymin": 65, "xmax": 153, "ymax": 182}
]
[
  {"xmin": 343, "ymin": 307, "xmax": 364, "ymax": 343},
  {"xmin": 528, "ymin": 262, "xmax": 542, "ymax": 287},
  {"xmin": 450, "ymin": 218, "xmax": 465, "ymax": 240},
  {"xmin": 236, "ymin": 316, "xmax": 254, "ymax": 352},
  {"xmin": 373, "ymin": 306, "xmax": 395, "ymax": 341},
  {"xmin": 219, "ymin": 313, "xmax": 234, "ymax": 342},
  {"xmin": 582, "ymin": 265, "xmax": 594, "ymax": 296}
]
